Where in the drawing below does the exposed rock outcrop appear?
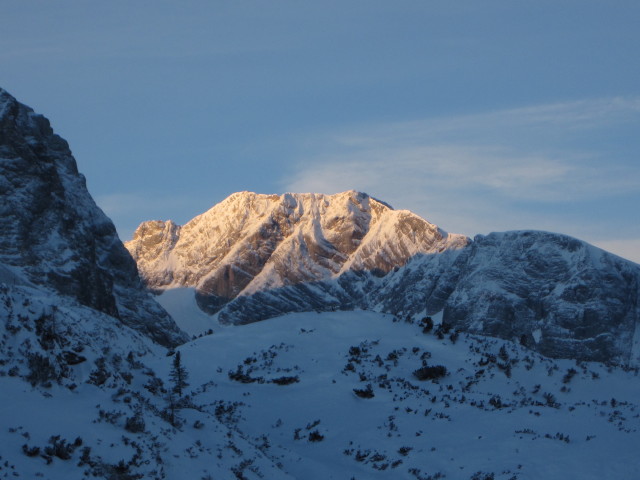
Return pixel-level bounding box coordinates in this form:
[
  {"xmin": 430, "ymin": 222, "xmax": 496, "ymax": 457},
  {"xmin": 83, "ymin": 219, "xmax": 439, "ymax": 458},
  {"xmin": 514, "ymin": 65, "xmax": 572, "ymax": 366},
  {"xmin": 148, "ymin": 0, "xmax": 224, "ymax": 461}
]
[{"xmin": 0, "ymin": 88, "xmax": 187, "ymax": 347}]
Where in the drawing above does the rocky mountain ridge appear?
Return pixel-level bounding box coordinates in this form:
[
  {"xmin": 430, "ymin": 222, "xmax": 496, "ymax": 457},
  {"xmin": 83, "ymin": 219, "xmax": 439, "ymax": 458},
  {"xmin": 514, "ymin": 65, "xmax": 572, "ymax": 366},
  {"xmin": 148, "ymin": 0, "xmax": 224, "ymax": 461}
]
[
  {"xmin": 125, "ymin": 190, "xmax": 468, "ymax": 312},
  {"xmin": 380, "ymin": 230, "xmax": 640, "ymax": 363},
  {"xmin": 130, "ymin": 195, "xmax": 640, "ymax": 364}
]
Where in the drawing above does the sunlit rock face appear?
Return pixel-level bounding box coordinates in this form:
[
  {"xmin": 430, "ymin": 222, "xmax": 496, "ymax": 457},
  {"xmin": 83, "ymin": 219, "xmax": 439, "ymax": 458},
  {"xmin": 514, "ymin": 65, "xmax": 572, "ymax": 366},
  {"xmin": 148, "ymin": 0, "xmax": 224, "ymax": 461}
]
[
  {"xmin": 126, "ymin": 191, "xmax": 468, "ymax": 311},
  {"xmin": 0, "ymin": 88, "xmax": 187, "ymax": 347}
]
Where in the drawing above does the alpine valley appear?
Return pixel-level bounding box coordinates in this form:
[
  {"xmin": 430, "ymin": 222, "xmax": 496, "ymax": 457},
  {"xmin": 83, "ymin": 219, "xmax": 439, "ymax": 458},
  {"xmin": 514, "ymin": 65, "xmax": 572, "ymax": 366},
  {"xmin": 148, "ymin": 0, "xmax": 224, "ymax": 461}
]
[{"xmin": 1, "ymin": 88, "xmax": 640, "ymax": 480}]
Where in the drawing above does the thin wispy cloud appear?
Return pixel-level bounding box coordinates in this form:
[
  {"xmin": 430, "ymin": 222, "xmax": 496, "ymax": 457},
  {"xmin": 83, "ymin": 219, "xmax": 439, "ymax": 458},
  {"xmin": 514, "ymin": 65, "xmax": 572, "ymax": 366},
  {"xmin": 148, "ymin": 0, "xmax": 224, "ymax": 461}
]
[
  {"xmin": 287, "ymin": 145, "xmax": 637, "ymax": 202},
  {"xmin": 325, "ymin": 96, "xmax": 640, "ymax": 148}
]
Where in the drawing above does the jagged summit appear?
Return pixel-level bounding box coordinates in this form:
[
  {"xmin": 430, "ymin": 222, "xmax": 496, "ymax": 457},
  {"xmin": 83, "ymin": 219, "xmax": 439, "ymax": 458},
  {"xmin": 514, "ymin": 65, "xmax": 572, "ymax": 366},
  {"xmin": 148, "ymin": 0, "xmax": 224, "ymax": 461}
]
[
  {"xmin": 126, "ymin": 190, "xmax": 469, "ymax": 310},
  {"xmin": 0, "ymin": 87, "xmax": 187, "ymax": 347}
]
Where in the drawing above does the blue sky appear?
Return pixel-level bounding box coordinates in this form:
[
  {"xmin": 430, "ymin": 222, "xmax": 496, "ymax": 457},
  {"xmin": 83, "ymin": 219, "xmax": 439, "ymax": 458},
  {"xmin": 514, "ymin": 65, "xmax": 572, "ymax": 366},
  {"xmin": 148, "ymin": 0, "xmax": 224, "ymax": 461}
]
[{"xmin": 2, "ymin": 1, "xmax": 639, "ymax": 262}]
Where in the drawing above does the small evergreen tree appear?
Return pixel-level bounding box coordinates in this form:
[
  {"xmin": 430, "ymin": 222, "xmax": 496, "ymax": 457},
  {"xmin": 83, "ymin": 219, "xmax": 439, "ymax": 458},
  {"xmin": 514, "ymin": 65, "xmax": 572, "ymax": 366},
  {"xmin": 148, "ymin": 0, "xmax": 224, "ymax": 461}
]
[
  {"xmin": 170, "ymin": 351, "xmax": 189, "ymax": 397},
  {"xmin": 166, "ymin": 390, "xmax": 178, "ymax": 427}
]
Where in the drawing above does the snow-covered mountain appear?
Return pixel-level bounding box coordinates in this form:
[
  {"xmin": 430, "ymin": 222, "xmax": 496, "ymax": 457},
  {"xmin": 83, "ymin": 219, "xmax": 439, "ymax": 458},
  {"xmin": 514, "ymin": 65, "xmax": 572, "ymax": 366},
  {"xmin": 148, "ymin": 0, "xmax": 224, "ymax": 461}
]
[
  {"xmin": 125, "ymin": 190, "xmax": 468, "ymax": 312},
  {"xmin": 129, "ymin": 194, "xmax": 640, "ymax": 364},
  {"xmin": 376, "ymin": 231, "xmax": 640, "ymax": 364},
  {"xmin": 2, "ymin": 87, "xmax": 640, "ymax": 479},
  {"xmin": 0, "ymin": 88, "xmax": 186, "ymax": 348}
]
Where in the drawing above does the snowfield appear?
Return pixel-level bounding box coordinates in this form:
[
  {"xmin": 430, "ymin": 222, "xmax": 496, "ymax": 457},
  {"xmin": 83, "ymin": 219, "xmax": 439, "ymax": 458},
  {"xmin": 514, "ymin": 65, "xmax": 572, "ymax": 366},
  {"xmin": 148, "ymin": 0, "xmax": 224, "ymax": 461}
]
[
  {"xmin": 3, "ymin": 307, "xmax": 640, "ymax": 479},
  {"xmin": 164, "ymin": 310, "xmax": 640, "ymax": 479}
]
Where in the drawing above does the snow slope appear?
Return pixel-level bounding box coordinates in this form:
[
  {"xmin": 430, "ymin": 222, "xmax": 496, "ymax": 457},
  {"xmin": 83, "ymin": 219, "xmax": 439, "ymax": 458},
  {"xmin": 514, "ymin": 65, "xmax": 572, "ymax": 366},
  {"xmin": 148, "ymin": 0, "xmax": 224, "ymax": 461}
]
[
  {"xmin": 3, "ymin": 306, "xmax": 639, "ymax": 479},
  {"xmin": 155, "ymin": 287, "xmax": 220, "ymax": 337},
  {"xmin": 165, "ymin": 310, "xmax": 640, "ymax": 479},
  {"xmin": 0, "ymin": 283, "xmax": 292, "ymax": 480}
]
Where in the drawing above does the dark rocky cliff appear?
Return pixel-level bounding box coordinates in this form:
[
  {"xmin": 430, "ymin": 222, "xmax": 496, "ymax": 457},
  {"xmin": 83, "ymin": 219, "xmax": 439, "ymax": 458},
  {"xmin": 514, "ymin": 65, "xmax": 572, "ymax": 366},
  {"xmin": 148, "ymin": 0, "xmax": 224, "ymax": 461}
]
[{"xmin": 0, "ymin": 88, "xmax": 187, "ymax": 347}]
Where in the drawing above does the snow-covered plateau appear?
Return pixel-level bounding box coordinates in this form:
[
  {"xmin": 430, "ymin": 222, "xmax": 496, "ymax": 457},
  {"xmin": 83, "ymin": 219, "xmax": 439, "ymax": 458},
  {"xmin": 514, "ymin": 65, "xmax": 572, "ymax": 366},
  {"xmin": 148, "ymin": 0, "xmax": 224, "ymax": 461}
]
[{"xmin": 2, "ymin": 86, "xmax": 640, "ymax": 479}]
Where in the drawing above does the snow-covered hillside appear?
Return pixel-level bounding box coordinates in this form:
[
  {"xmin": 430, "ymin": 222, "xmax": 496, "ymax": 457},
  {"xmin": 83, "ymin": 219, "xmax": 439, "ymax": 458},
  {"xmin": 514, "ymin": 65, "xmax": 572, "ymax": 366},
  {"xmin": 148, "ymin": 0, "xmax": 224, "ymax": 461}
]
[
  {"xmin": 168, "ymin": 310, "xmax": 640, "ymax": 479},
  {"xmin": 373, "ymin": 231, "xmax": 640, "ymax": 364},
  {"xmin": 0, "ymin": 283, "xmax": 292, "ymax": 479},
  {"xmin": 5, "ymin": 308, "xmax": 639, "ymax": 479}
]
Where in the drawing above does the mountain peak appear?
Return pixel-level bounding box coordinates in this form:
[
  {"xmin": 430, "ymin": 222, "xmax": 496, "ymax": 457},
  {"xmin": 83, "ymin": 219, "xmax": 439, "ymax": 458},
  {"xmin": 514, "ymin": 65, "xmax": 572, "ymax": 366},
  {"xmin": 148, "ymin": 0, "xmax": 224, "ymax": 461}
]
[
  {"xmin": 204, "ymin": 190, "xmax": 392, "ymax": 214},
  {"xmin": 126, "ymin": 191, "xmax": 468, "ymax": 313}
]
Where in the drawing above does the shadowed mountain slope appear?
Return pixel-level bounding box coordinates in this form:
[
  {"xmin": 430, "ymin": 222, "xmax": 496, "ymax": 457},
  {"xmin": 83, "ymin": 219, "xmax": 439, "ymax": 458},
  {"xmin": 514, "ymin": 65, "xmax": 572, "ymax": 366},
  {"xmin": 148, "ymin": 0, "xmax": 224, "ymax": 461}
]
[{"xmin": 0, "ymin": 87, "xmax": 187, "ymax": 347}]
